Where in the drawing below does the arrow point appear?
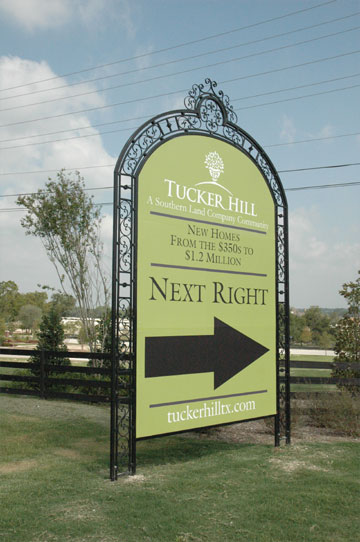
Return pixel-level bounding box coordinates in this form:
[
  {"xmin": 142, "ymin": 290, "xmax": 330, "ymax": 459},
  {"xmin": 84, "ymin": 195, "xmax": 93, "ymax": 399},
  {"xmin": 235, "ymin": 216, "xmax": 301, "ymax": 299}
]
[{"xmin": 213, "ymin": 318, "xmax": 269, "ymax": 389}]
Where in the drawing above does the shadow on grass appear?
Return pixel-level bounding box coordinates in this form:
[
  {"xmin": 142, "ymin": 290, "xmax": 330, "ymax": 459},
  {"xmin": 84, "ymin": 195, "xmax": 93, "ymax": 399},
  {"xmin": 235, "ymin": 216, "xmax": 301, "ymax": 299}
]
[
  {"xmin": 136, "ymin": 432, "xmax": 259, "ymax": 468},
  {"xmin": 0, "ymin": 396, "xmax": 270, "ymax": 476}
]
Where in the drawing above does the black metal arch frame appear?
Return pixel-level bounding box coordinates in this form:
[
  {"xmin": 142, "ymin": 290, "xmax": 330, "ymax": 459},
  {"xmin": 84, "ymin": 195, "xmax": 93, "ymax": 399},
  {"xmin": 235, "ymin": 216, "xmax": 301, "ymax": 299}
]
[{"xmin": 111, "ymin": 79, "xmax": 290, "ymax": 480}]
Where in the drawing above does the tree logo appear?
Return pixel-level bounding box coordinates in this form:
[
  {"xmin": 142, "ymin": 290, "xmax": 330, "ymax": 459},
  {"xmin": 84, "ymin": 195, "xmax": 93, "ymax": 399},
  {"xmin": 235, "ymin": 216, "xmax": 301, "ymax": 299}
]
[
  {"xmin": 195, "ymin": 151, "xmax": 232, "ymax": 195},
  {"xmin": 204, "ymin": 151, "xmax": 224, "ymax": 182}
]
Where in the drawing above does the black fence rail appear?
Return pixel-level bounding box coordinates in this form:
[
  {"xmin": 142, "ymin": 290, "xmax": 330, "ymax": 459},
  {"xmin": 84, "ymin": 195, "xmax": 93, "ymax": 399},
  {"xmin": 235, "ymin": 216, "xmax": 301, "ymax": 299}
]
[
  {"xmin": 0, "ymin": 348, "xmax": 131, "ymax": 403},
  {"xmin": 1, "ymin": 349, "xmax": 359, "ymax": 400},
  {"xmin": 286, "ymin": 359, "xmax": 360, "ymax": 390}
]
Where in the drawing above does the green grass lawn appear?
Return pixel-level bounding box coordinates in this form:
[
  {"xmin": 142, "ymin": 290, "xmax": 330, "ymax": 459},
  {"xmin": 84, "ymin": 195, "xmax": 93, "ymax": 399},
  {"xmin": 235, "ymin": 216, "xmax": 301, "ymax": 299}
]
[
  {"xmin": 290, "ymin": 354, "xmax": 336, "ymax": 393},
  {"xmin": 290, "ymin": 354, "xmax": 333, "ymax": 362},
  {"xmin": 1, "ymin": 396, "xmax": 359, "ymax": 542}
]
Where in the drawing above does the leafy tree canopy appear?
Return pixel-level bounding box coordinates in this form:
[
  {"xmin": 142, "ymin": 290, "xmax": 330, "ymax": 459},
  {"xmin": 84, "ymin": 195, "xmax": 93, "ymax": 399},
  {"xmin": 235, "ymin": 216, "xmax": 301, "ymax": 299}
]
[
  {"xmin": 18, "ymin": 304, "xmax": 42, "ymax": 334},
  {"xmin": 17, "ymin": 170, "xmax": 110, "ymax": 352},
  {"xmin": 49, "ymin": 292, "xmax": 76, "ymax": 317},
  {"xmin": 0, "ymin": 280, "xmax": 21, "ymax": 323},
  {"xmin": 332, "ymin": 270, "xmax": 360, "ymax": 394}
]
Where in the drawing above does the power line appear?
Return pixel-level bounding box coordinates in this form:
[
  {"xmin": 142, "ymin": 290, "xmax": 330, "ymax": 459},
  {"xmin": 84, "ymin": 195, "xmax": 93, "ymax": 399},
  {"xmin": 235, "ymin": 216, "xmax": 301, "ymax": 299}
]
[
  {"xmin": 2, "ymin": 180, "xmax": 360, "ymax": 213},
  {"xmin": 0, "ymin": 201, "xmax": 114, "ymax": 212},
  {"xmin": 2, "ymin": 24, "xmax": 359, "ymax": 113},
  {"xmin": 2, "ymin": 71, "xmax": 359, "ymax": 147},
  {"xmin": 0, "ymin": 185, "xmax": 114, "ymax": 197},
  {"xmin": 0, "ymin": 0, "xmax": 336, "ymax": 94},
  {"xmin": 0, "ymin": 124, "xmax": 140, "ymax": 151},
  {"xmin": 0, "ymin": 88, "xmax": 185, "ymax": 130},
  {"xmin": 1, "ymin": 10, "xmax": 357, "ymax": 103},
  {"xmin": 278, "ymin": 162, "xmax": 360, "ymax": 173},
  {"xmin": 1, "ymin": 82, "xmax": 359, "ymax": 152},
  {"xmin": 0, "ymin": 208, "xmax": 25, "ymax": 212},
  {"xmin": 0, "ymin": 127, "xmax": 358, "ymax": 155},
  {"xmin": 221, "ymin": 48, "xmax": 360, "ymax": 86},
  {"xmin": 286, "ymin": 181, "xmax": 360, "ymax": 191},
  {"xmin": 1, "ymin": 165, "xmax": 360, "ymax": 199},
  {"xmin": 0, "ymin": 116, "xmax": 147, "ymax": 145},
  {"xmin": 266, "ymin": 131, "xmax": 360, "ymax": 147},
  {"xmin": 1, "ymin": 47, "xmax": 359, "ymax": 131},
  {"xmin": 236, "ymin": 82, "xmax": 360, "ymax": 111},
  {"xmin": 0, "ymin": 164, "xmax": 114, "ymax": 177},
  {"xmin": 232, "ymin": 72, "xmax": 360, "ymax": 102},
  {"xmin": 0, "ymin": 161, "xmax": 358, "ymax": 183}
]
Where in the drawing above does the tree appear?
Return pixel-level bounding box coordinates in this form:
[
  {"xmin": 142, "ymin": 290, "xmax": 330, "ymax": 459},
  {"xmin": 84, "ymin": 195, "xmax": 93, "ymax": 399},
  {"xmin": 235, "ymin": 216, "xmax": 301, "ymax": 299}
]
[
  {"xmin": 49, "ymin": 292, "xmax": 76, "ymax": 317},
  {"xmin": 304, "ymin": 306, "xmax": 332, "ymax": 346},
  {"xmin": 332, "ymin": 271, "xmax": 360, "ymax": 395},
  {"xmin": 290, "ymin": 311, "xmax": 305, "ymax": 344},
  {"xmin": 63, "ymin": 320, "xmax": 80, "ymax": 338},
  {"xmin": 300, "ymin": 326, "xmax": 312, "ymax": 345},
  {"xmin": 0, "ymin": 317, "xmax": 6, "ymax": 345},
  {"xmin": 318, "ymin": 331, "xmax": 334, "ymax": 350},
  {"xmin": 18, "ymin": 304, "xmax": 42, "ymax": 334},
  {"xmin": 20, "ymin": 291, "xmax": 48, "ymax": 312},
  {"xmin": 78, "ymin": 323, "xmax": 89, "ymax": 351},
  {"xmin": 0, "ymin": 280, "xmax": 21, "ymax": 323},
  {"xmin": 17, "ymin": 170, "xmax": 110, "ymax": 352},
  {"xmin": 30, "ymin": 306, "xmax": 70, "ymax": 389},
  {"xmin": 94, "ymin": 309, "xmax": 112, "ymax": 368}
]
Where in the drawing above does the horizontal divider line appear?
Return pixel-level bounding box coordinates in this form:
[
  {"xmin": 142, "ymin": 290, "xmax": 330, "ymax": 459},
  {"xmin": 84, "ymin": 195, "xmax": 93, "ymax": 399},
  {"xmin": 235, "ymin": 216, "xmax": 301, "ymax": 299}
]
[
  {"xmin": 151, "ymin": 262, "xmax": 267, "ymax": 277},
  {"xmin": 150, "ymin": 211, "xmax": 267, "ymax": 234},
  {"xmin": 150, "ymin": 389, "xmax": 267, "ymax": 408}
]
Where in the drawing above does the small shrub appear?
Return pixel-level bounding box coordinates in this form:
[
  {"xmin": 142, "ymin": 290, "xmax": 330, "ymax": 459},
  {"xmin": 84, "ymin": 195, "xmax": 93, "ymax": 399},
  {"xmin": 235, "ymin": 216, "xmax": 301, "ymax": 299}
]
[
  {"xmin": 25, "ymin": 307, "xmax": 70, "ymax": 394},
  {"xmin": 1, "ymin": 339, "xmax": 14, "ymax": 347},
  {"xmin": 306, "ymin": 391, "xmax": 360, "ymax": 437},
  {"xmin": 332, "ymin": 271, "xmax": 360, "ymax": 395}
]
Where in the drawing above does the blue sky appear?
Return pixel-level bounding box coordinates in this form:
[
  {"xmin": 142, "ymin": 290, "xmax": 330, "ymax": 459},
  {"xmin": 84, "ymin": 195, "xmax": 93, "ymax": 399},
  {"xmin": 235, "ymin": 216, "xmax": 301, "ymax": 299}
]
[{"xmin": 0, "ymin": 0, "xmax": 359, "ymax": 308}]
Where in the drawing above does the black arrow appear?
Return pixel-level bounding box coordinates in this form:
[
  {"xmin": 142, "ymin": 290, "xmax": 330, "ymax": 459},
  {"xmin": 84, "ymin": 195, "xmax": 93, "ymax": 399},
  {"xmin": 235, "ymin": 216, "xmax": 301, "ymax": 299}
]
[{"xmin": 145, "ymin": 318, "xmax": 269, "ymax": 389}]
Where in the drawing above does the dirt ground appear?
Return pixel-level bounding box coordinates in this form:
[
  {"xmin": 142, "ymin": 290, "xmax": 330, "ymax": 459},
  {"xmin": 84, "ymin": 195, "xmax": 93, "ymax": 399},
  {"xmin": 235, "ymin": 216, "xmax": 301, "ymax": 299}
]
[
  {"xmin": 1, "ymin": 395, "xmax": 358, "ymax": 446},
  {"xmin": 186, "ymin": 417, "xmax": 359, "ymax": 445}
]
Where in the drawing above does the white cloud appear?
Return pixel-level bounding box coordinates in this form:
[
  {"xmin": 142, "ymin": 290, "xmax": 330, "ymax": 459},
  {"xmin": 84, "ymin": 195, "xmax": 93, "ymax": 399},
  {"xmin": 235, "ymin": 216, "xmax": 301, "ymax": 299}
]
[
  {"xmin": 0, "ymin": 0, "xmax": 136, "ymax": 34},
  {"xmin": 113, "ymin": 0, "xmax": 137, "ymax": 38},
  {"xmin": 0, "ymin": 56, "xmax": 115, "ymax": 293},
  {"xmin": 289, "ymin": 207, "xmax": 360, "ymax": 307},
  {"xmin": 0, "ymin": 0, "xmax": 71, "ymax": 30},
  {"xmin": 279, "ymin": 115, "xmax": 296, "ymax": 143},
  {"xmin": 289, "ymin": 207, "xmax": 327, "ymax": 262},
  {"xmin": 0, "ymin": 56, "xmax": 110, "ymax": 178},
  {"xmin": 308, "ymin": 124, "xmax": 335, "ymax": 138}
]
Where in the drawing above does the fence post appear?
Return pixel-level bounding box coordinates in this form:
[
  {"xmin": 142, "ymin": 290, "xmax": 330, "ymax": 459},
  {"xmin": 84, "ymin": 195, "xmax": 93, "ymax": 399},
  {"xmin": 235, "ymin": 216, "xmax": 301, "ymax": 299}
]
[
  {"xmin": 40, "ymin": 350, "xmax": 45, "ymax": 399},
  {"xmin": 110, "ymin": 348, "xmax": 118, "ymax": 481}
]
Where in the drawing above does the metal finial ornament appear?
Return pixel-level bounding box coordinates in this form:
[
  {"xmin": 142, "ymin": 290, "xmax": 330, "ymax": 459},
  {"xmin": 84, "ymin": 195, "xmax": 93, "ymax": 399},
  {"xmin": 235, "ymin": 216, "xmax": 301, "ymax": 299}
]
[{"xmin": 185, "ymin": 78, "xmax": 238, "ymax": 131}]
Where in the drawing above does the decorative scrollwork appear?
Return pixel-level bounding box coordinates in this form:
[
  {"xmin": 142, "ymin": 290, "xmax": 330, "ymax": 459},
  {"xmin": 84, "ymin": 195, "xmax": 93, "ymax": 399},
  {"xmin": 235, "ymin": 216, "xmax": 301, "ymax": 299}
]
[
  {"xmin": 184, "ymin": 82, "xmax": 204, "ymax": 110},
  {"xmin": 138, "ymin": 123, "xmax": 162, "ymax": 150},
  {"xmin": 117, "ymin": 403, "xmax": 130, "ymax": 473},
  {"xmin": 119, "ymin": 200, "xmax": 132, "ymax": 273},
  {"xmin": 177, "ymin": 114, "xmax": 201, "ymax": 131},
  {"xmin": 223, "ymin": 125, "xmax": 245, "ymax": 147},
  {"xmin": 184, "ymin": 78, "xmax": 238, "ymax": 126},
  {"xmin": 199, "ymin": 98, "xmax": 223, "ymax": 132}
]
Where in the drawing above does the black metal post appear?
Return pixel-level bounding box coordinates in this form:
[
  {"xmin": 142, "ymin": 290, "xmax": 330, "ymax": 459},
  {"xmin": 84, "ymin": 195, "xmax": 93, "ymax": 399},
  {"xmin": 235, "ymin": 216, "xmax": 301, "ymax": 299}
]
[
  {"xmin": 284, "ymin": 205, "xmax": 291, "ymax": 445},
  {"xmin": 110, "ymin": 168, "xmax": 120, "ymax": 481}
]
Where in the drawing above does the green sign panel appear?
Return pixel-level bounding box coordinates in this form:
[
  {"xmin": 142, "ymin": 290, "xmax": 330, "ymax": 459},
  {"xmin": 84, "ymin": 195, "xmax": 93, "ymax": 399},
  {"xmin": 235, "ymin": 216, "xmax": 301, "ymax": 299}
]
[{"xmin": 136, "ymin": 135, "xmax": 276, "ymax": 438}]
